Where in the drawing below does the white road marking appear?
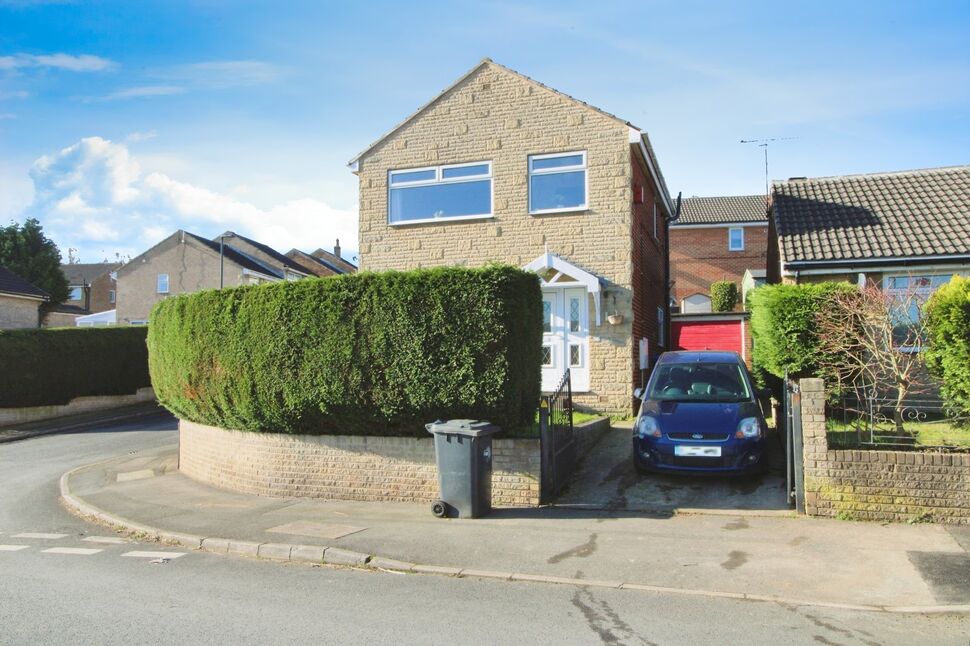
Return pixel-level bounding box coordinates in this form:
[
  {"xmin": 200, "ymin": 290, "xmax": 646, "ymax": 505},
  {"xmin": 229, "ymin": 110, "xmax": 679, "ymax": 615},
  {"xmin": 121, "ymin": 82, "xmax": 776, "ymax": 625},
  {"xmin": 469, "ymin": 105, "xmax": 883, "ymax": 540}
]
[
  {"xmin": 12, "ymin": 533, "xmax": 68, "ymax": 540},
  {"xmin": 122, "ymin": 551, "xmax": 186, "ymax": 559},
  {"xmin": 42, "ymin": 547, "xmax": 103, "ymax": 555},
  {"xmin": 0, "ymin": 545, "xmax": 30, "ymax": 551},
  {"xmin": 82, "ymin": 536, "xmax": 130, "ymax": 544}
]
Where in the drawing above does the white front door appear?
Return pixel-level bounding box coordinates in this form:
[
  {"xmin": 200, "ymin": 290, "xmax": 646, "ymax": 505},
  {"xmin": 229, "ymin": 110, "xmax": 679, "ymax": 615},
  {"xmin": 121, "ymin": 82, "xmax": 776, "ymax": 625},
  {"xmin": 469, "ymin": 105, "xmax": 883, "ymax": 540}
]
[{"xmin": 541, "ymin": 288, "xmax": 590, "ymax": 392}]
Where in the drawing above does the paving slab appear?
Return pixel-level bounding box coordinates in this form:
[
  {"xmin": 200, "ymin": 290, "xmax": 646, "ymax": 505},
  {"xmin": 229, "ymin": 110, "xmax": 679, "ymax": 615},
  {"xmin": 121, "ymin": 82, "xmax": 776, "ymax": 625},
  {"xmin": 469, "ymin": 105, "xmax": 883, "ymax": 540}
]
[{"xmin": 64, "ymin": 443, "xmax": 970, "ymax": 609}]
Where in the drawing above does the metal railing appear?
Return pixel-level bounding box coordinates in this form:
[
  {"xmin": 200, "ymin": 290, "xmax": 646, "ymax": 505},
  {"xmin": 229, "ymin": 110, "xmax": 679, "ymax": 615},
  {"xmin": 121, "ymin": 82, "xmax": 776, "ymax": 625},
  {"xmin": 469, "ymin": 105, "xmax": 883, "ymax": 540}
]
[
  {"xmin": 540, "ymin": 369, "xmax": 575, "ymax": 503},
  {"xmin": 827, "ymin": 391, "xmax": 970, "ymax": 452}
]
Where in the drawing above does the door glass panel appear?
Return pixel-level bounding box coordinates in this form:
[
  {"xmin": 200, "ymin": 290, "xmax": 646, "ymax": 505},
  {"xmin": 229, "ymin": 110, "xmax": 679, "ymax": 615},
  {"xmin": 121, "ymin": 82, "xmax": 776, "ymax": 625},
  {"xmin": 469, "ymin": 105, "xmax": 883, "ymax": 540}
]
[
  {"xmin": 569, "ymin": 297, "xmax": 580, "ymax": 332},
  {"xmin": 542, "ymin": 299, "xmax": 552, "ymax": 333},
  {"xmin": 570, "ymin": 344, "xmax": 582, "ymax": 367}
]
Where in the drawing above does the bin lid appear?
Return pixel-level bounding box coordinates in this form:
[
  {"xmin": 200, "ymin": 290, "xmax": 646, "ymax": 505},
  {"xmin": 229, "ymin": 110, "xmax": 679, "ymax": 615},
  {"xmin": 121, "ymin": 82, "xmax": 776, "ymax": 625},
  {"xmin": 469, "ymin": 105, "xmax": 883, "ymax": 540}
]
[{"xmin": 425, "ymin": 419, "xmax": 501, "ymax": 437}]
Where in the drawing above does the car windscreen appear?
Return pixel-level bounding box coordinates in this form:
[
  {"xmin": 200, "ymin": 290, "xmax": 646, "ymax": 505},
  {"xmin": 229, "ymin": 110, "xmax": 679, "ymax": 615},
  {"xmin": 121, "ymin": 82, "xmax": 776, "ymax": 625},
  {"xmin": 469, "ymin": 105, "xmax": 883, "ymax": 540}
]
[{"xmin": 647, "ymin": 362, "xmax": 752, "ymax": 402}]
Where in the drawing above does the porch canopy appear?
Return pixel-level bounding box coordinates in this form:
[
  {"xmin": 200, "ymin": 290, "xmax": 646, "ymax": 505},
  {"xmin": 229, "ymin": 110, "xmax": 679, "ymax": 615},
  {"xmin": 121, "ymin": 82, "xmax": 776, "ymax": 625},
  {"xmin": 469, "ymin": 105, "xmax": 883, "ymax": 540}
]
[{"xmin": 523, "ymin": 252, "xmax": 603, "ymax": 325}]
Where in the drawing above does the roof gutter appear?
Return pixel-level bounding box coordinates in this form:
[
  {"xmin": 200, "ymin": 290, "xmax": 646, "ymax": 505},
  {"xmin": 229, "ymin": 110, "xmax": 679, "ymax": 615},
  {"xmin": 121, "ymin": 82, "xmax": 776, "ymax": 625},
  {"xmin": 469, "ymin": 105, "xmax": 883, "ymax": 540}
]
[{"xmin": 782, "ymin": 253, "xmax": 970, "ymax": 274}]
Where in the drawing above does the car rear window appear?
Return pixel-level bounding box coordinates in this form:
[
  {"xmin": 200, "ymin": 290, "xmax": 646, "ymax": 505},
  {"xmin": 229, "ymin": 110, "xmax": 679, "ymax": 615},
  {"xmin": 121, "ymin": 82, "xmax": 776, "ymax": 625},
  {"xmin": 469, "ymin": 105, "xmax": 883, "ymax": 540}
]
[{"xmin": 647, "ymin": 362, "xmax": 751, "ymax": 402}]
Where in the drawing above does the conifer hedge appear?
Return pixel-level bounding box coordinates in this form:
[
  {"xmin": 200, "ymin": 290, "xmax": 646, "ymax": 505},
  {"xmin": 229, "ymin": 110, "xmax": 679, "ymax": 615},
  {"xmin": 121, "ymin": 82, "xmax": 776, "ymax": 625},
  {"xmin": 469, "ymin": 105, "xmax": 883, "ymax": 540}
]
[
  {"xmin": 148, "ymin": 265, "xmax": 543, "ymax": 436},
  {"xmin": 0, "ymin": 327, "xmax": 151, "ymax": 408},
  {"xmin": 924, "ymin": 275, "xmax": 970, "ymax": 420}
]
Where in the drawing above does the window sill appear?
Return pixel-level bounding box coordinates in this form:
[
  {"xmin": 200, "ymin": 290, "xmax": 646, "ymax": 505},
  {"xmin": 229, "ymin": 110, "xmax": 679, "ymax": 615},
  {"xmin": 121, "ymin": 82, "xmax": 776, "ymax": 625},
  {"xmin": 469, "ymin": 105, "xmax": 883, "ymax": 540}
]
[
  {"xmin": 530, "ymin": 206, "xmax": 589, "ymax": 216},
  {"xmin": 388, "ymin": 214, "xmax": 494, "ymax": 227}
]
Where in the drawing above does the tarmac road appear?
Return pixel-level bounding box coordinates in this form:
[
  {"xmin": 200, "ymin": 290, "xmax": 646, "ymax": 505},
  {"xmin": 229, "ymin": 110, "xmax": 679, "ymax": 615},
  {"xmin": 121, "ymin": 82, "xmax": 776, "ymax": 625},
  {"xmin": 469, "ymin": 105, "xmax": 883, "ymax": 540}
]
[{"xmin": 1, "ymin": 413, "xmax": 967, "ymax": 645}]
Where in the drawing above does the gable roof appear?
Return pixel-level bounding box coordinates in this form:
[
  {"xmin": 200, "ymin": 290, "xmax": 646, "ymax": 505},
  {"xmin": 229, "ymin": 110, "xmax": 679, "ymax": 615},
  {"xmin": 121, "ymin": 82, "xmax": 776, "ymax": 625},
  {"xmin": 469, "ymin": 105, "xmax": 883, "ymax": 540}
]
[
  {"xmin": 675, "ymin": 195, "xmax": 768, "ymax": 225},
  {"xmin": 183, "ymin": 232, "xmax": 285, "ymax": 279},
  {"xmin": 61, "ymin": 263, "xmax": 121, "ymax": 285},
  {"xmin": 216, "ymin": 231, "xmax": 309, "ymax": 276},
  {"xmin": 310, "ymin": 248, "xmax": 357, "ymax": 273},
  {"xmin": 772, "ymin": 166, "xmax": 970, "ymax": 266},
  {"xmin": 0, "ymin": 265, "xmax": 49, "ymax": 300},
  {"xmin": 286, "ymin": 248, "xmax": 346, "ymax": 275},
  {"xmin": 348, "ymin": 58, "xmax": 673, "ymax": 213}
]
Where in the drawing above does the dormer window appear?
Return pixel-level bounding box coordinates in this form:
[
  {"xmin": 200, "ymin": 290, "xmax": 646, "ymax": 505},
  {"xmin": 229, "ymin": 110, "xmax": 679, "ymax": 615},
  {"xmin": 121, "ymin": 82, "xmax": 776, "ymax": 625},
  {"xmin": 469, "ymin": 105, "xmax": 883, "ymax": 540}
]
[{"xmin": 388, "ymin": 162, "xmax": 492, "ymax": 225}]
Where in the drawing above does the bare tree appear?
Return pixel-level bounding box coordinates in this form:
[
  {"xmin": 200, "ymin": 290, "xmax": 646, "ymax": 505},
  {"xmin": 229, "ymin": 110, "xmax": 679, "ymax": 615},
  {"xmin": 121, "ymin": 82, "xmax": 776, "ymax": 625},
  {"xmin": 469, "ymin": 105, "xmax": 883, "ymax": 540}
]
[{"xmin": 815, "ymin": 283, "xmax": 933, "ymax": 434}]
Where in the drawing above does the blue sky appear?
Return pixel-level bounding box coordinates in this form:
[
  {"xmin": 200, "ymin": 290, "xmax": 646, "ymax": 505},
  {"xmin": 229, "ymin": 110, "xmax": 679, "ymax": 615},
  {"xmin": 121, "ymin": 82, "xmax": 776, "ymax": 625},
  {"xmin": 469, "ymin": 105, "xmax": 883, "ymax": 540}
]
[{"xmin": 1, "ymin": 1, "xmax": 967, "ymax": 263}]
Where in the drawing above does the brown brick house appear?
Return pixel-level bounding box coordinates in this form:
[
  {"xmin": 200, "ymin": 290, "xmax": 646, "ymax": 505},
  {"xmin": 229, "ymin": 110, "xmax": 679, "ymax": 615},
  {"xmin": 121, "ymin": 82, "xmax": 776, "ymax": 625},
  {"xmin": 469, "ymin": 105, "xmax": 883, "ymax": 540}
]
[
  {"xmin": 44, "ymin": 262, "xmax": 120, "ymax": 326},
  {"xmin": 350, "ymin": 59, "xmax": 674, "ymax": 413},
  {"xmin": 670, "ymin": 195, "xmax": 768, "ymax": 312}
]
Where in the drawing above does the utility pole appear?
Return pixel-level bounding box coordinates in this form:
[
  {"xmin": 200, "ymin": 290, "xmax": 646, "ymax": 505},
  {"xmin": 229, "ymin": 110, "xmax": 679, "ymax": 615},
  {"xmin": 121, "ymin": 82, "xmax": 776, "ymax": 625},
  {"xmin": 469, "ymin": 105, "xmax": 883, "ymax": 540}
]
[{"xmin": 218, "ymin": 232, "xmax": 236, "ymax": 289}]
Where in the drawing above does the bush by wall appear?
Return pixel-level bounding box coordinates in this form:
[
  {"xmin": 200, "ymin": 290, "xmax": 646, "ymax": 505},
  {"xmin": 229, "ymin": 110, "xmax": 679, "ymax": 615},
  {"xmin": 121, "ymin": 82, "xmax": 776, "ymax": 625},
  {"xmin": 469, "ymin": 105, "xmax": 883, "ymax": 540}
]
[
  {"xmin": 748, "ymin": 282, "xmax": 855, "ymax": 380},
  {"xmin": 148, "ymin": 265, "xmax": 542, "ymax": 437},
  {"xmin": 0, "ymin": 326, "xmax": 151, "ymax": 408},
  {"xmin": 710, "ymin": 281, "xmax": 738, "ymax": 312},
  {"xmin": 924, "ymin": 275, "xmax": 970, "ymax": 419}
]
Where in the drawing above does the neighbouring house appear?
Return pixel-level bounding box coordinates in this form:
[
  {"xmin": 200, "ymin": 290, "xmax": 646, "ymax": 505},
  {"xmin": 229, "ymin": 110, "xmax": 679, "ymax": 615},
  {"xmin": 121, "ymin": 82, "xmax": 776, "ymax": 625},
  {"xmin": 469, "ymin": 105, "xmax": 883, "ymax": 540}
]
[
  {"xmin": 670, "ymin": 195, "xmax": 768, "ymax": 313},
  {"xmin": 116, "ymin": 230, "xmax": 311, "ymax": 324},
  {"xmin": 285, "ymin": 241, "xmax": 358, "ymax": 277},
  {"xmin": 0, "ymin": 265, "xmax": 49, "ymax": 329},
  {"xmin": 44, "ymin": 262, "xmax": 120, "ymax": 327},
  {"xmin": 350, "ymin": 58, "xmax": 674, "ymax": 414},
  {"xmin": 768, "ymin": 166, "xmax": 970, "ymax": 296}
]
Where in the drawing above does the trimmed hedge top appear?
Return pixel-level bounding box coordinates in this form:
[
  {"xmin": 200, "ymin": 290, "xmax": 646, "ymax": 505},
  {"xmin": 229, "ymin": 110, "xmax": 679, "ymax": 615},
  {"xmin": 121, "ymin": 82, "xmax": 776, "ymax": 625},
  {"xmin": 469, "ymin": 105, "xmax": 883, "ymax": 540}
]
[
  {"xmin": 0, "ymin": 326, "xmax": 151, "ymax": 408},
  {"xmin": 148, "ymin": 265, "xmax": 542, "ymax": 437}
]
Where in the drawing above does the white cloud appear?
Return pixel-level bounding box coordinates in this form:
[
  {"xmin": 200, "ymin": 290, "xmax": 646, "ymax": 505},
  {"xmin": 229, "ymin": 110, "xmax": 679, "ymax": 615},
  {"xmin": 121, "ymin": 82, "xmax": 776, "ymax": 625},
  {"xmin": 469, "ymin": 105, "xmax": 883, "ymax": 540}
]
[
  {"xmin": 24, "ymin": 136, "xmax": 358, "ymax": 263},
  {"xmin": 87, "ymin": 85, "xmax": 184, "ymax": 102},
  {"xmin": 0, "ymin": 89, "xmax": 30, "ymax": 100},
  {"xmin": 125, "ymin": 130, "xmax": 158, "ymax": 142},
  {"xmin": 0, "ymin": 53, "xmax": 116, "ymax": 72}
]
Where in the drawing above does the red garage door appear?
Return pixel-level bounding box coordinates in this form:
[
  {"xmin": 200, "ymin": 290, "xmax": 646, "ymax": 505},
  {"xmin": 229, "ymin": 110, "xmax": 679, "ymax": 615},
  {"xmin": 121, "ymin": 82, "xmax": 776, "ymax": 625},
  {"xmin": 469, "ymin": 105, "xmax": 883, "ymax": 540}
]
[{"xmin": 671, "ymin": 319, "xmax": 743, "ymax": 355}]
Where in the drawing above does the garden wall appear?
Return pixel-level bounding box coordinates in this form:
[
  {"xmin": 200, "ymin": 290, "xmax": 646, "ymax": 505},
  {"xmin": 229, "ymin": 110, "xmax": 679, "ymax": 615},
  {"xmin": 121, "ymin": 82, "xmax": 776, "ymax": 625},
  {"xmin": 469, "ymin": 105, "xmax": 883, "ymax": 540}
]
[
  {"xmin": 0, "ymin": 387, "xmax": 155, "ymax": 427},
  {"xmin": 179, "ymin": 420, "xmax": 541, "ymax": 507},
  {"xmin": 800, "ymin": 378, "xmax": 970, "ymax": 524}
]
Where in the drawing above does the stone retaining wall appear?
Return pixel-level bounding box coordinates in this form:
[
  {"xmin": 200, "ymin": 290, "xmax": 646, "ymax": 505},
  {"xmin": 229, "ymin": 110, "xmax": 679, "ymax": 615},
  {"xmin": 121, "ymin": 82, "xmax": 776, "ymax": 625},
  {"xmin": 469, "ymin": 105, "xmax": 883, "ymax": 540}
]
[
  {"xmin": 800, "ymin": 378, "xmax": 970, "ymax": 524},
  {"xmin": 0, "ymin": 387, "xmax": 156, "ymax": 427},
  {"xmin": 179, "ymin": 420, "xmax": 541, "ymax": 507}
]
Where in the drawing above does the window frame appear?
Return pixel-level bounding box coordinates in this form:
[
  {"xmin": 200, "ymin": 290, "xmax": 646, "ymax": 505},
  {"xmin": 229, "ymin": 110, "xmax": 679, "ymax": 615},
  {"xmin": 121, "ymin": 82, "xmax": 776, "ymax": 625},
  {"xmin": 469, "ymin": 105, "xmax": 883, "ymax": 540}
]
[
  {"xmin": 528, "ymin": 151, "xmax": 588, "ymax": 215},
  {"xmin": 108, "ymin": 289, "xmax": 116, "ymax": 304},
  {"xmin": 728, "ymin": 227, "xmax": 745, "ymax": 251},
  {"xmin": 156, "ymin": 273, "xmax": 169, "ymax": 294},
  {"xmin": 387, "ymin": 160, "xmax": 493, "ymax": 226},
  {"xmin": 68, "ymin": 286, "xmax": 83, "ymax": 301}
]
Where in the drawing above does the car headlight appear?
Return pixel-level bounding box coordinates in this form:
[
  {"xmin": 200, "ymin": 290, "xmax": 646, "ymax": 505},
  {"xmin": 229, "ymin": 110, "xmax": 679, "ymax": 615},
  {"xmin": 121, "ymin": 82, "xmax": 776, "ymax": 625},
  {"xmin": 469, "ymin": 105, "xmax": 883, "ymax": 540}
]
[
  {"xmin": 637, "ymin": 415, "xmax": 661, "ymax": 439},
  {"xmin": 736, "ymin": 417, "xmax": 762, "ymax": 439}
]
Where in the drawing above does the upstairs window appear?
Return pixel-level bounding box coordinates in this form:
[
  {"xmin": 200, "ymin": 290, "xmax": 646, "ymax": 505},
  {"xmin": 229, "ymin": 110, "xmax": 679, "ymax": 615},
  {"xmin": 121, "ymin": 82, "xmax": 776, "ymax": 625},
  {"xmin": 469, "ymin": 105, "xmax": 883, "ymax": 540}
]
[
  {"xmin": 156, "ymin": 273, "xmax": 169, "ymax": 294},
  {"xmin": 728, "ymin": 227, "xmax": 745, "ymax": 251},
  {"xmin": 388, "ymin": 162, "xmax": 492, "ymax": 225},
  {"xmin": 69, "ymin": 286, "xmax": 83, "ymax": 301},
  {"xmin": 108, "ymin": 290, "xmax": 116, "ymax": 304},
  {"xmin": 529, "ymin": 152, "xmax": 587, "ymax": 214}
]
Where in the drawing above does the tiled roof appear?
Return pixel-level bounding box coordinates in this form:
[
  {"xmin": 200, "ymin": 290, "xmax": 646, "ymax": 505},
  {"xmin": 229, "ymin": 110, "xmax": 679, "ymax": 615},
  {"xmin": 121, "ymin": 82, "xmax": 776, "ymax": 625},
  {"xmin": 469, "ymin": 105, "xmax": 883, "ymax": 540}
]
[
  {"xmin": 61, "ymin": 263, "xmax": 120, "ymax": 285},
  {"xmin": 772, "ymin": 166, "xmax": 970, "ymax": 264},
  {"xmin": 674, "ymin": 195, "xmax": 768, "ymax": 225},
  {"xmin": 216, "ymin": 231, "xmax": 309, "ymax": 276},
  {"xmin": 310, "ymin": 248, "xmax": 357, "ymax": 273},
  {"xmin": 0, "ymin": 265, "xmax": 49, "ymax": 300},
  {"xmin": 183, "ymin": 233, "xmax": 285, "ymax": 279}
]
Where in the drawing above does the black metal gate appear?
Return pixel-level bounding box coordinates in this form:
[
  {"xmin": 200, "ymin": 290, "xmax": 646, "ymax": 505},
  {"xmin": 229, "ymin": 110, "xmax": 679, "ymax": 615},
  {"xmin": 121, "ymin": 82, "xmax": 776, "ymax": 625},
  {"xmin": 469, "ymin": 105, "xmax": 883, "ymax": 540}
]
[
  {"xmin": 540, "ymin": 369, "xmax": 575, "ymax": 504},
  {"xmin": 783, "ymin": 374, "xmax": 805, "ymax": 512}
]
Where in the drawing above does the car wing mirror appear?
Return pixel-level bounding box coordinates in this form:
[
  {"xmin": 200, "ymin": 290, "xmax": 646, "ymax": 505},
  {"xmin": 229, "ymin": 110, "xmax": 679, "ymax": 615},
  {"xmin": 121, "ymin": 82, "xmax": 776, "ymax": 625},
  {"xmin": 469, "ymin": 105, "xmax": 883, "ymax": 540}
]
[{"xmin": 634, "ymin": 387, "xmax": 643, "ymax": 400}]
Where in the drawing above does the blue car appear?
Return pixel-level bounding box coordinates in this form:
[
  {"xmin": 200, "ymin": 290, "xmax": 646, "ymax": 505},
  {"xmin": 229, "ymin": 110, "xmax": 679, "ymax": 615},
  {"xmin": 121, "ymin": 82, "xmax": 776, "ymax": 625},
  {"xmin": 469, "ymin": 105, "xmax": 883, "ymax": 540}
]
[{"xmin": 633, "ymin": 351, "xmax": 769, "ymax": 476}]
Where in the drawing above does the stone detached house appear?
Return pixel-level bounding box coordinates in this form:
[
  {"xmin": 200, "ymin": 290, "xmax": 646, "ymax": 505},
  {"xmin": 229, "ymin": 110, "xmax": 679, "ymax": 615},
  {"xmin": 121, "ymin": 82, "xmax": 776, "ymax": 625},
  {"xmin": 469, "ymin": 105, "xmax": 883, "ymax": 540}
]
[
  {"xmin": 670, "ymin": 195, "xmax": 768, "ymax": 313},
  {"xmin": 0, "ymin": 265, "xmax": 48, "ymax": 329},
  {"xmin": 116, "ymin": 230, "xmax": 313, "ymax": 324},
  {"xmin": 768, "ymin": 166, "xmax": 970, "ymax": 291},
  {"xmin": 350, "ymin": 59, "xmax": 674, "ymax": 414}
]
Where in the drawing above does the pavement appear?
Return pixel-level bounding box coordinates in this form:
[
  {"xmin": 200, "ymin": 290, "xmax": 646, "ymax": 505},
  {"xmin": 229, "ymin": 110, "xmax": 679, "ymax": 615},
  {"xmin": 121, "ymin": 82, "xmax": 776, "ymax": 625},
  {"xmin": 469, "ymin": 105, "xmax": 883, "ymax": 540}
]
[{"xmin": 61, "ymin": 427, "xmax": 970, "ymax": 613}]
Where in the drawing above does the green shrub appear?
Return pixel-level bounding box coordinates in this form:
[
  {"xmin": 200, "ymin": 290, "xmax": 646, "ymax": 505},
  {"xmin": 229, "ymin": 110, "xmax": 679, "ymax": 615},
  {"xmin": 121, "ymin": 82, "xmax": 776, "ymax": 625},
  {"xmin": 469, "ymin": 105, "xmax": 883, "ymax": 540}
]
[
  {"xmin": 148, "ymin": 265, "xmax": 542, "ymax": 437},
  {"xmin": 710, "ymin": 281, "xmax": 738, "ymax": 312},
  {"xmin": 924, "ymin": 276, "xmax": 970, "ymax": 419},
  {"xmin": 748, "ymin": 281, "xmax": 855, "ymax": 379},
  {"xmin": 0, "ymin": 327, "xmax": 151, "ymax": 408}
]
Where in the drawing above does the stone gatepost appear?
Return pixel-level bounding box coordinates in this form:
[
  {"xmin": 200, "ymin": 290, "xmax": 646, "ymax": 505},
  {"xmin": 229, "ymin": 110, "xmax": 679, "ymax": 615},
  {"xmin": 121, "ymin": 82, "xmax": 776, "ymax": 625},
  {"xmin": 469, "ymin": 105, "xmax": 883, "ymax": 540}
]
[{"xmin": 798, "ymin": 378, "xmax": 827, "ymax": 517}]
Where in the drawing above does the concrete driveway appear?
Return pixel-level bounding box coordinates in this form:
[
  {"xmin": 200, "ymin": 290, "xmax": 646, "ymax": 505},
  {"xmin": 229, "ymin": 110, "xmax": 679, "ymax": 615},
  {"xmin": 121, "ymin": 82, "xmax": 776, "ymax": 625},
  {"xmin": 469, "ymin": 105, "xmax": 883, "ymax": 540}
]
[{"xmin": 555, "ymin": 423, "xmax": 791, "ymax": 514}]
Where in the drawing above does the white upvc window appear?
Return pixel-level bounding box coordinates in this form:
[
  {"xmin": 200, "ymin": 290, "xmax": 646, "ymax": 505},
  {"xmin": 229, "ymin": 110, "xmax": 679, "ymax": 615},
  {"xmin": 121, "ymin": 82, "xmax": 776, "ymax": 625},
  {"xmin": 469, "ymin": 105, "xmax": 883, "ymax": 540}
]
[
  {"xmin": 388, "ymin": 161, "xmax": 492, "ymax": 225},
  {"xmin": 728, "ymin": 227, "xmax": 745, "ymax": 251},
  {"xmin": 156, "ymin": 273, "xmax": 169, "ymax": 294},
  {"xmin": 108, "ymin": 290, "xmax": 116, "ymax": 304},
  {"xmin": 69, "ymin": 286, "xmax": 83, "ymax": 301},
  {"xmin": 529, "ymin": 151, "xmax": 588, "ymax": 214}
]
